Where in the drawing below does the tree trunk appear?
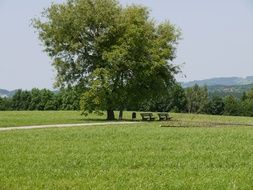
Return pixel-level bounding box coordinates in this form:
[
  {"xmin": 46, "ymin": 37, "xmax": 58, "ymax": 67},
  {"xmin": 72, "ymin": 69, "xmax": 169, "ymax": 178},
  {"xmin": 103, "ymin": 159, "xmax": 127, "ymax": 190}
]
[
  {"xmin": 119, "ymin": 110, "xmax": 123, "ymax": 120},
  {"xmin": 107, "ymin": 110, "xmax": 115, "ymax": 120}
]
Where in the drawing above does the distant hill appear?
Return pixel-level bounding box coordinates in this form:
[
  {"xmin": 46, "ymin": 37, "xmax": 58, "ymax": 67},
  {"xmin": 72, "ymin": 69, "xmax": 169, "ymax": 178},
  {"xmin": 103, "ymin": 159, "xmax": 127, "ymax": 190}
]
[
  {"xmin": 180, "ymin": 76, "xmax": 253, "ymax": 98},
  {"xmin": 181, "ymin": 76, "xmax": 253, "ymax": 88},
  {"xmin": 208, "ymin": 84, "xmax": 253, "ymax": 98},
  {"xmin": 0, "ymin": 89, "xmax": 17, "ymax": 98}
]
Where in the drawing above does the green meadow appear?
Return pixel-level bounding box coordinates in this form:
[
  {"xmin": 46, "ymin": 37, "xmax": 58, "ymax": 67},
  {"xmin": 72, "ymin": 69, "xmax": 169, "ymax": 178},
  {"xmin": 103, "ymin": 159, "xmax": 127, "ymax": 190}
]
[
  {"xmin": 0, "ymin": 112, "xmax": 253, "ymax": 189},
  {"xmin": 2, "ymin": 111, "xmax": 253, "ymax": 128}
]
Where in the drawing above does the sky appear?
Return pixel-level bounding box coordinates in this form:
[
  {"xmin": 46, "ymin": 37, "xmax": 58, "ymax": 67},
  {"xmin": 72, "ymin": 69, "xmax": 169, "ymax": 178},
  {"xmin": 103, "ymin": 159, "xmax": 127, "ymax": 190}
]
[{"xmin": 1, "ymin": 0, "xmax": 253, "ymax": 90}]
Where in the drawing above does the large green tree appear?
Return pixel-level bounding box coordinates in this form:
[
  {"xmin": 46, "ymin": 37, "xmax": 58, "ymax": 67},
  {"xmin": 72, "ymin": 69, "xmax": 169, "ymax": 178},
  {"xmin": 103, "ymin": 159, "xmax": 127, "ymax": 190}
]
[{"xmin": 33, "ymin": 0, "xmax": 181, "ymax": 120}]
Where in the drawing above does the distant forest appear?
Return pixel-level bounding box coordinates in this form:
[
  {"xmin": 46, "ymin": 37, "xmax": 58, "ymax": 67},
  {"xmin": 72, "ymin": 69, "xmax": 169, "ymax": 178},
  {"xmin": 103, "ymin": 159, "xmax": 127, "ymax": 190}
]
[
  {"xmin": 182, "ymin": 76, "xmax": 253, "ymax": 88},
  {"xmin": 208, "ymin": 84, "xmax": 253, "ymax": 98},
  {"xmin": 1, "ymin": 84, "xmax": 253, "ymax": 117}
]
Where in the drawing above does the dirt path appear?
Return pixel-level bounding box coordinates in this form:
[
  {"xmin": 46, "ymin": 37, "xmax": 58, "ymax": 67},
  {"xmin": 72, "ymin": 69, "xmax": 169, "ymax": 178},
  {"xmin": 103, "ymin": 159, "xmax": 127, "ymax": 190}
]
[{"xmin": 0, "ymin": 121, "xmax": 141, "ymax": 132}]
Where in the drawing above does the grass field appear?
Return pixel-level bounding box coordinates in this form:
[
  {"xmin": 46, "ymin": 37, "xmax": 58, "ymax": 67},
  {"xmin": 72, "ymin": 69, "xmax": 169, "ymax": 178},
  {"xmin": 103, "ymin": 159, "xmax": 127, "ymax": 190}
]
[
  {"xmin": 2, "ymin": 111, "xmax": 253, "ymax": 128},
  {"xmin": 0, "ymin": 112, "xmax": 253, "ymax": 189},
  {"xmin": 0, "ymin": 111, "xmax": 146, "ymax": 128},
  {"xmin": 0, "ymin": 111, "xmax": 100, "ymax": 128}
]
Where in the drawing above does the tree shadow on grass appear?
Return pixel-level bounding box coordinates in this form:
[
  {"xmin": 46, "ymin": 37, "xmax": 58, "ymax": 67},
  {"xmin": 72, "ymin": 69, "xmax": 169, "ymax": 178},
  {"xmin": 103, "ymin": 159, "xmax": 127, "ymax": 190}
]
[{"xmin": 78, "ymin": 118, "xmax": 164, "ymax": 123}]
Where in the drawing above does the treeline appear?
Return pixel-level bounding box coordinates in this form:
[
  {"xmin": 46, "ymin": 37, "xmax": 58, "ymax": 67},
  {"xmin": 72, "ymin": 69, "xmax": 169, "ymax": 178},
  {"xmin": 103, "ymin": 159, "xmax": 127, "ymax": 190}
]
[
  {"xmin": 1, "ymin": 85, "xmax": 186, "ymax": 112},
  {"xmin": 0, "ymin": 88, "xmax": 80, "ymax": 111},
  {"xmin": 183, "ymin": 84, "xmax": 253, "ymax": 117},
  {"xmin": 2, "ymin": 84, "xmax": 253, "ymax": 117},
  {"xmin": 136, "ymin": 84, "xmax": 253, "ymax": 117}
]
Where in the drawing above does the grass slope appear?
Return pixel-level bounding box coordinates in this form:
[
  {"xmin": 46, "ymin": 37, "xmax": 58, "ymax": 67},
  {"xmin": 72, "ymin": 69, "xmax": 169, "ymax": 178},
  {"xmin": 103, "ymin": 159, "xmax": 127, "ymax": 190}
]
[{"xmin": 0, "ymin": 123, "xmax": 252, "ymax": 189}]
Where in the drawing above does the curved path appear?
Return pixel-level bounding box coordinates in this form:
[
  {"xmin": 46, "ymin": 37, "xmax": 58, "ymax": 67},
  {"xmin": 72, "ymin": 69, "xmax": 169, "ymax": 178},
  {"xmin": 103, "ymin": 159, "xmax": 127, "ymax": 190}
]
[{"xmin": 0, "ymin": 121, "xmax": 141, "ymax": 132}]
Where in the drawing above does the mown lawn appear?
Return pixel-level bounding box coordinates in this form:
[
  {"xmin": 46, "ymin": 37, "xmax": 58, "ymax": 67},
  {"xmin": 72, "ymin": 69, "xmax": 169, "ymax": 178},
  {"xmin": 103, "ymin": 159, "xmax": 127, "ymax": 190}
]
[
  {"xmin": 0, "ymin": 111, "xmax": 98, "ymax": 127},
  {"xmin": 0, "ymin": 122, "xmax": 253, "ymax": 189},
  {"xmin": 0, "ymin": 111, "xmax": 142, "ymax": 128},
  {"xmin": 2, "ymin": 111, "xmax": 253, "ymax": 128}
]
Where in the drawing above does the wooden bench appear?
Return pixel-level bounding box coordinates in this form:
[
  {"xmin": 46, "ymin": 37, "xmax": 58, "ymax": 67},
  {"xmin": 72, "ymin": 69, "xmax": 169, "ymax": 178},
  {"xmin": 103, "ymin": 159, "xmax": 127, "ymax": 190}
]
[
  {"xmin": 140, "ymin": 113, "xmax": 155, "ymax": 121},
  {"xmin": 157, "ymin": 113, "xmax": 172, "ymax": 121}
]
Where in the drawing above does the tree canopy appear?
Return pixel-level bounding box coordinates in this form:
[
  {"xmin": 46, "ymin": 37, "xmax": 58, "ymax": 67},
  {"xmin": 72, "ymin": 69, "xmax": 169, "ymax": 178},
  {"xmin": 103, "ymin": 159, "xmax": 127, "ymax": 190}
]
[{"xmin": 33, "ymin": 0, "xmax": 181, "ymax": 120}]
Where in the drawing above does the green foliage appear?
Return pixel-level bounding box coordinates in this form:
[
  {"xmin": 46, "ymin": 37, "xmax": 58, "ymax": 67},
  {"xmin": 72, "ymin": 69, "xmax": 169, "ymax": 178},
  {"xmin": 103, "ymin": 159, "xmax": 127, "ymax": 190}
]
[
  {"xmin": 57, "ymin": 88, "xmax": 80, "ymax": 110},
  {"xmin": 185, "ymin": 84, "xmax": 208, "ymax": 113},
  {"xmin": 0, "ymin": 97, "xmax": 11, "ymax": 111},
  {"xmin": 170, "ymin": 84, "xmax": 188, "ymax": 112},
  {"xmin": 182, "ymin": 86, "xmax": 253, "ymax": 117},
  {"xmin": 240, "ymin": 99, "xmax": 253, "ymax": 117},
  {"xmin": 208, "ymin": 83, "xmax": 253, "ymax": 98},
  {"xmin": 236, "ymin": 89, "xmax": 253, "ymax": 117},
  {"xmin": 29, "ymin": 88, "xmax": 56, "ymax": 110},
  {"xmin": 0, "ymin": 97, "xmax": 3, "ymax": 109},
  {"xmin": 3, "ymin": 84, "xmax": 253, "ymax": 117},
  {"xmin": 0, "ymin": 88, "xmax": 81, "ymax": 111},
  {"xmin": 223, "ymin": 96, "xmax": 240, "ymax": 116},
  {"xmin": 205, "ymin": 96, "xmax": 224, "ymax": 115},
  {"xmin": 140, "ymin": 83, "xmax": 187, "ymax": 112},
  {"xmin": 33, "ymin": 0, "xmax": 181, "ymax": 118},
  {"xmin": 241, "ymin": 91, "xmax": 247, "ymax": 101},
  {"xmin": 11, "ymin": 89, "xmax": 32, "ymax": 110},
  {"xmin": 243, "ymin": 88, "xmax": 253, "ymax": 99},
  {"xmin": 9, "ymin": 89, "xmax": 56, "ymax": 111}
]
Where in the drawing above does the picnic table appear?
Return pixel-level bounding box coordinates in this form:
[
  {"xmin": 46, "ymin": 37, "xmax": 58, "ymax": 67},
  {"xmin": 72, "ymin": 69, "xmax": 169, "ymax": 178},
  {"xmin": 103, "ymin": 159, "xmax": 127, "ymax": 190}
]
[
  {"xmin": 140, "ymin": 113, "xmax": 155, "ymax": 121},
  {"xmin": 157, "ymin": 113, "xmax": 172, "ymax": 121}
]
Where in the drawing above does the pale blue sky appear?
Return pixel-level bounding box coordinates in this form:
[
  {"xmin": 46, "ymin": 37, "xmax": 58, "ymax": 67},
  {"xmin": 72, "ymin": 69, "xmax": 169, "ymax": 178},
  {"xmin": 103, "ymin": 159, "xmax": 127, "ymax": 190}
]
[{"xmin": 1, "ymin": 0, "xmax": 253, "ymax": 90}]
